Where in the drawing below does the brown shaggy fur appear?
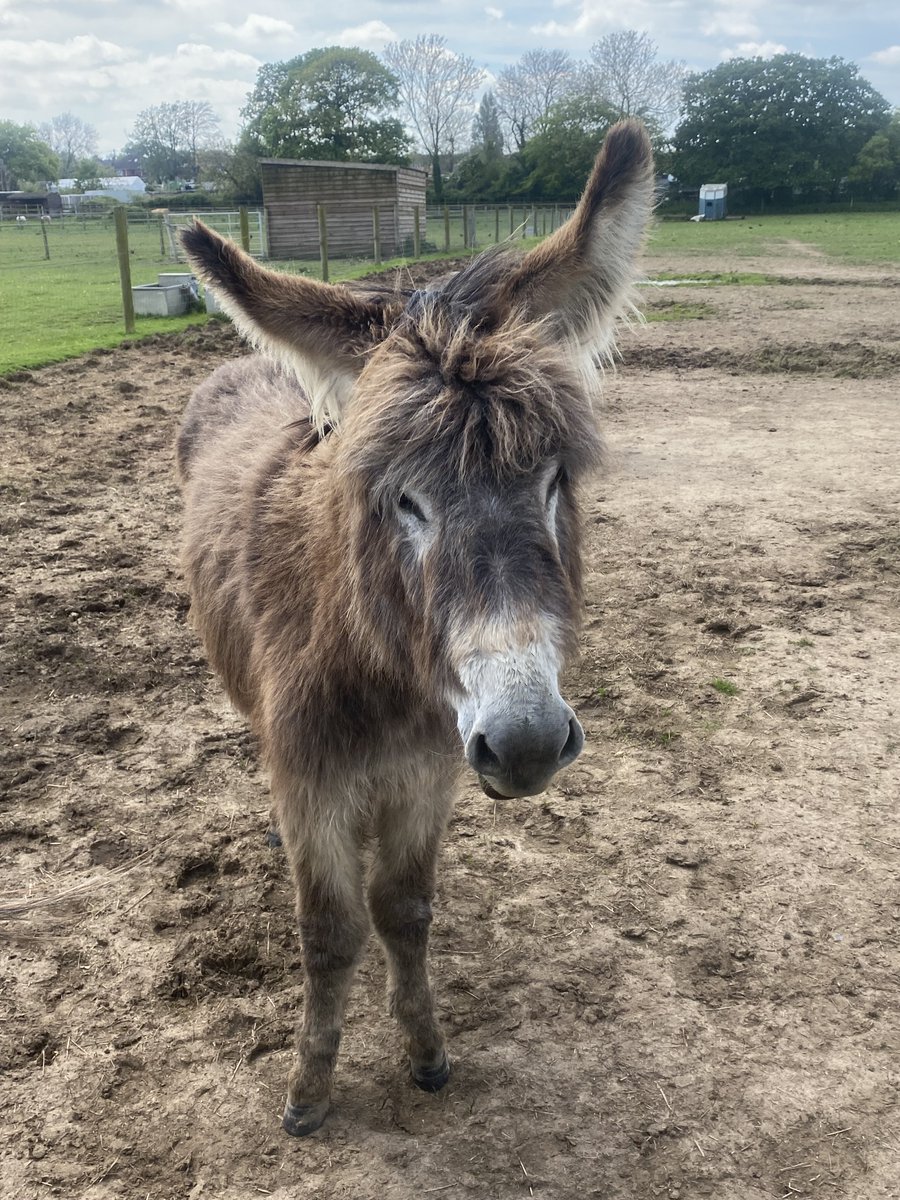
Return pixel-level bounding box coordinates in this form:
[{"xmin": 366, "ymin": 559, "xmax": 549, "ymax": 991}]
[{"xmin": 176, "ymin": 119, "xmax": 655, "ymax": 1136}]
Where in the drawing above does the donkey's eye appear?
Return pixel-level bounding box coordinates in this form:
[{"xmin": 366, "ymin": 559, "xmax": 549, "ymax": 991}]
[{"xmin": 397, "ymin": 492, "xmax": 427, "ymax": 523}]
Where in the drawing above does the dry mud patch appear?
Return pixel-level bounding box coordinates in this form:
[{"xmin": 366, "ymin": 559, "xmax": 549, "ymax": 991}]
[{"xmin": 1, "ymin": 275, "xmax": 898, "ymax": 1200}]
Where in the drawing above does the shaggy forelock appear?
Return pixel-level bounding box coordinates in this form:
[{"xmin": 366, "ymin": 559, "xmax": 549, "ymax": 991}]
[{"xmin": 339, "ymin": 285, "xmax": 604, "ymax": 501}]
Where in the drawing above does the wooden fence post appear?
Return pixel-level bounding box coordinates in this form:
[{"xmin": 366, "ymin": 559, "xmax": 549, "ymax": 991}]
[
  {"xmin": 495, "ymin": 207, "xmax": 500, "ymax": 243},
  {"xmin": 239, "ymin": 206, "xmax": 251, "ymax": 253},
  {"xmin": 372, "ymin": 205, "xmax": 381, "ymax": 265},
  {"xmin": 40, "ymin": 218, "xmax": 50, "ymax": 260},
  {"xmin": 317, "ymin": 203, "xmax": 329, "ymax": 282},
  {"xmin": 413, "ymin": 205, "xmax": 421, "ymax": 258},
  {"xmin": 443, "ymin": 205, "xmax": 450, "ymax": 253},
  {"xmin": 462, "ymin": 205, "xmax": 470, "ymax": 249},
  {"xmin": 508, "ymin": 205, "xmax": 514, "ymax": 237},
  {"xmin": 114, "ymin": 207, "xmax": 135, "ymax": 334}
]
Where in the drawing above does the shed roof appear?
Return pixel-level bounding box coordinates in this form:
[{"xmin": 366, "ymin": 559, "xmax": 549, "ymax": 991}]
[{"xmin": 259, "ymin": 158, "xmax": 426, "ymax": 177}]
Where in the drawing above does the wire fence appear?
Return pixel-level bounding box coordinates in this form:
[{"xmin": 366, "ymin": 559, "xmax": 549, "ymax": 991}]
[{"xmin": 0, "ymin": 202, "xmax": 572, "ymax": 373}]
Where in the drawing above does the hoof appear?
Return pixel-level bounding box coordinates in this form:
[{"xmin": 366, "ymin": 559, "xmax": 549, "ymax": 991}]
[
  {"xmin": 282, "ymin": 1098, "xmax": 329, "ymax": 1137},
  {"xmin": 411, "ymin": 1050, "xmax": 451, "ymax": 1093},
  {"xmin": 266, "ymin": 827, "xmax": 283, "ymax": 849}
]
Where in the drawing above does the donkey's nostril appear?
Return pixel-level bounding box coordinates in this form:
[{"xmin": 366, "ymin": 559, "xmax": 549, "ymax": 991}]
[
  {"xmin": 468, "ymin": 731, "xmax": 502, "ymax": 775},
  {"xmin": 558, "ymin": 715, "xmax": 584, "ymax": 768}
]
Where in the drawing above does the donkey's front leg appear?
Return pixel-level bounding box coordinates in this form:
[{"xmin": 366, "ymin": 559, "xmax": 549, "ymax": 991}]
[
  {"xmin": 368, "ymin": 782, "xmax": 453, "ymax": 1092},
  {"xmin": 277, "ymin": 792, "xmax": 368, "ymax": 1137}
]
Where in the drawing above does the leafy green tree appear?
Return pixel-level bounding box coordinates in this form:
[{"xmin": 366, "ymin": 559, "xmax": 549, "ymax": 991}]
[
  {"xmin": 241, "ymin": 47, "xmax": 410, "ymax": 164},
  {"xmin": 196, "ymin": 143, "xmax": 263, "ymax": 204},
  {"xmin": 674, "ymin": 55, "xmax": 891, "ymax": 196},
  {"xmin": 850, "ymin": 111, "xmax": 900, "ymax": 198},
  {"xmin": 520, "ymin": 92, "xmax": 618, "ymax": 198},
  {"xmin": 70, "ymin": 156, "xmax": 105, "ymax": 191},
  {"xmin": 0, "ymin": 121, "xmax": 59, "ymax": 188}
]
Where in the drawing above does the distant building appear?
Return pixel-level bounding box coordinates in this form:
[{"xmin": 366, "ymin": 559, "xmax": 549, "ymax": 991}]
[
  {"xmin": 0, "ymin": 191, "xmax": 62, "ymax": 217},
  {"xmin": 699, "ymin": 183, "xmax": 727, "ymax": 220},
  {"xmin": 57, "ymin": 176, "xmax": 147, "ymax": 203},
  {"xmin": 260, "ymin": 159, "xmax": 427, "ymax": 259}
]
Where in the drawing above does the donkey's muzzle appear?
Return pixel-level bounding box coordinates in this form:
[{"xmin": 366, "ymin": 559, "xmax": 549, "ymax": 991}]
[{"xmin": 465, "ymin": 708, "xmax": 584, "ymax": 798}]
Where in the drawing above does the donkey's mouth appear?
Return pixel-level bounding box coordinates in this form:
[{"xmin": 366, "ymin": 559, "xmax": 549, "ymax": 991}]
[
  {"xmin": 479, "ymin": 775, "xmax": 547, "ymax": 800},
  {"xmin": 479, "ymin": 776, "xmax": 510, "ymax": 800}
]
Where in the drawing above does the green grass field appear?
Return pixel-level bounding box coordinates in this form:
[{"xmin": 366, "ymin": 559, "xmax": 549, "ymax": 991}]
[
  {"xmin": 648, "ymin": 211, "xmax": 900, "ymax": 264},
  {"xmin": 1, "ymin": 209, "xmax": 897, "ymax": 376}
]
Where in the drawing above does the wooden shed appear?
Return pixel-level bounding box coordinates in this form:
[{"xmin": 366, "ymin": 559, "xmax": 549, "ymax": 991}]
[{"xmin": 260, "ymin": 159, "xmax": 427, "ymax": 260}]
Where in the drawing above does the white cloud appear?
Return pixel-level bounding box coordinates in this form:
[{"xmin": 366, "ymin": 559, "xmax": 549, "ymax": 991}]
[
  {"xmin": 700, "ymin": 0, "xmax": 762, "ymax": 39},
  {"xmin": 0, "ymin": 34, "xmax": 128, "ymax": 67},
  {"xmin": 213, "ymin": 13, "xmax": 294, "ymax": 40},
  {"xmin": 721, "ymin": 40, "xmax": 789, "ymax": 61},
  {"xmin": 532, "ymin": 0, "xmax": 658, "ymax": 38},
  {"xmin": 0, "ymin": 0, "xmax": 26, "ymax": 28},
  {"xmin": 871, "ymin": 45, "xmax": 900, "ymax": 66},
  {"xmin": 485, "ymin": 6, "xmax": 504, "ymax": 20},
  {"xmin": 169, "ymin": 42, "xmax": 262, "ymax": 72},
  {"xmin": 335, "ymin": 19, "xmax": 396, "ymax": 48}
]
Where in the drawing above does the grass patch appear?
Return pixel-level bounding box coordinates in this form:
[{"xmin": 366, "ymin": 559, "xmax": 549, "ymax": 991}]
[
  {"xmin": 0, "ymin": 217, "xmax": 213, "ymax": 374},
  {"xmin": 648, "ymin": 212, "xmax": 900, "ymax": 266},
  {"xmin": 3, "ymin": 208, "xmax": 898, "ymax": 374},
  {"xmin": 653, "ymin": 730, "xmax": 681, "ymax": 747},
  {"xmin": 709, "ymin": 678, "xmax": 739, "ymax": 696},
  {"xmin": 644, "ymin": 299, "xmax": 716, "ymax": 322}
]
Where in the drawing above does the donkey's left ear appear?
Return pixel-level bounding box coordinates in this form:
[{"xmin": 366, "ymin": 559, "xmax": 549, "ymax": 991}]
[
  {"xmin": 498, "ymin": 119, "xmax": 655, "ymax": 360},
  {"xmin": 181, "ymin": 221, "xmax": 403, "ymax": 428}
]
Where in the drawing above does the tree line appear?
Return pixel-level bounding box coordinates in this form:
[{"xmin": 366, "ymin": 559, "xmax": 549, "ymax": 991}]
[{"xmin": 1, "ymin": 32, "xmax": 898, "ymax": 208}]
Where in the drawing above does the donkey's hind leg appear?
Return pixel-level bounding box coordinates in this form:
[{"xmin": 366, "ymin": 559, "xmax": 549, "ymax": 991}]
[
  {"xmin": 276, "ymin": 789, "xmax": 369, "ymax": 1136},
  {"xmin": 368, "ymin": 773, "xmax": 455, "ymax": 1092}
]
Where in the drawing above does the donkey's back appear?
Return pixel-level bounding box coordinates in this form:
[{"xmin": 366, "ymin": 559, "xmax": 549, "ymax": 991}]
[{"xmin": 176, "ymin": 355, "xmax": 310, "ymax": 485}]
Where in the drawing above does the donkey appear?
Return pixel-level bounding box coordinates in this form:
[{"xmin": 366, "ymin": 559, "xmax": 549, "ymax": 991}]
[{"xmin": 176, "ymin": 119, "xmax": 654, "ymax": 1136}]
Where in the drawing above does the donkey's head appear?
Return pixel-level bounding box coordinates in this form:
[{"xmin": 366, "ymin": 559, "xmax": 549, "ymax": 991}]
[{"xmin": 182, "ymin": 120, "xmax": 654, "ymax": 798}]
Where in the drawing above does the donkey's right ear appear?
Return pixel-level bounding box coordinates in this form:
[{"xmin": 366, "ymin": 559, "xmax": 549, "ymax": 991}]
[{"xmin": 180, "ymin": 222, "xmax": 402, "ymax": 429}]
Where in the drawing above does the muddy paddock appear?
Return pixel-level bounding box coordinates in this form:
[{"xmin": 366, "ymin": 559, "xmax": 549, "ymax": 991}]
[{"xmin": 1, "ymin": 252, "xmax": 898, "ymax": 1199}]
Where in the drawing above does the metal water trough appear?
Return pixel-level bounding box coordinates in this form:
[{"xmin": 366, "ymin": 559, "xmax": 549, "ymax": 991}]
[
  {"xmin": 132, "ymin": 271, "xmax": 201, "ymax": 317},
  {"xmin": 131, "ymin": 283, "xmax": 190, "ymax": 317}
]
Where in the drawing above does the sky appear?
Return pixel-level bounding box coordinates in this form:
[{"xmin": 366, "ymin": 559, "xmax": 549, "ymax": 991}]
[{"xmin": 1, "ymin": 0, "xmax": 898, "ymax": 154}]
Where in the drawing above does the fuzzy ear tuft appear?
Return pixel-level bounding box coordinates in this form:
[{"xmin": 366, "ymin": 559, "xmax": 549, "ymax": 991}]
[
  {"xmin": 497, "ymin": 119, "xmax": 655, "ymax": 365},
  {"xmin": 180, "ymin": 221, "xmax": 404, "ymax": 429}
]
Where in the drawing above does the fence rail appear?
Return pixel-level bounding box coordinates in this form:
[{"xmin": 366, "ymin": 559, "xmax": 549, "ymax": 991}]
[
  {"xmin": 0, "ymin": 199, "xmax": 574, "ymax": 369},
  {"xmin": 271, "ymin": 201, "xmax": 576, "ymax": 276}
]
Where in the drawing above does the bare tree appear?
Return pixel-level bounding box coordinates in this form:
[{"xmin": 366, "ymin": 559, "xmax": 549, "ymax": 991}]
[
  {"xmin": 126, "ymin": 101, "xmax": 220, "ymax": 184},
  {"xmin": 495, "ymin": 49, "xmax": 575, "ymax": 151},
  {"xmin": 587, "ymin": 30, "xmax": 686, "ymax": 133},
  {"xmin": 178, "ymin": 101, "xmax": 220, "ymax": 181},
  {"xmin": 38, "ymin": 112, "xmax": 98, "ymax": 176},
  {"xmin": 383, "ymin": 34, "xmax": 483, "ymax": 200}
]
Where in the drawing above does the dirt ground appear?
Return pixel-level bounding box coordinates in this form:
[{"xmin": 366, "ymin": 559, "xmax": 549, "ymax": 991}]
[{"xmin": 1, "ymin": 245, "xmax": 898, "ymax": 1200}]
